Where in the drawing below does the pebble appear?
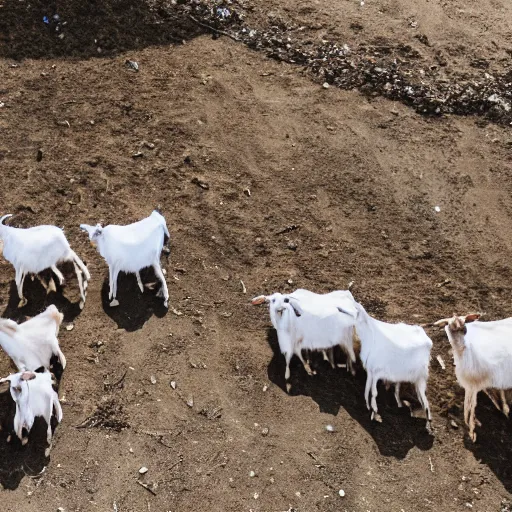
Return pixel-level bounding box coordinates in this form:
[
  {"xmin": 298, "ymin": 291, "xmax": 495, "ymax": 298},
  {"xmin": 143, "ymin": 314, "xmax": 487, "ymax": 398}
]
[
  {"xmin": 261, "ymin": 427, "xmax": 269, "ymax": 436},
  {"xmin": 249, "ymin": 470, "xmax": 256, "ymax": 477},
  {"xmin": 170, "ymin": 381, "xmax": 177, "ymax": 389},
  {"xmin": 325, "ymin": 424, "xmax": 335, "ymax": 432},
  {"xmin": 150, "ymin": 375, "xmax": 157, "ymax": 384},
  {"xmin": 339, "ymin": 489, "xmax": 346, "ymax": 497},
  {"xmin": 322, "ymin": 82, "xmax": 330, "ymax": 89},
  {"xmin": 434, "ymin": 206, "xmax": 441, "ymax": 212},
  {"xmin": 139, "ymin": 467, "xmax": 148, "ymax": 474},
  {"xmin": 451, "ymin": 420, "xmax": 459, "ymax": 429}
]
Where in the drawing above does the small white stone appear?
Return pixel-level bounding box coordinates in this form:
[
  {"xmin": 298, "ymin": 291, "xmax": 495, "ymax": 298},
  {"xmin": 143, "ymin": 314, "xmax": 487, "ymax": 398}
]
[
  {"xmin": 150, "ymin": 375, "xmax": 157, "ymax": 384},
  {"xmin": 170, "ymin": 381, "xmax": 177, "ymax": 389},
  {"xmin": 139, "ymin": 466, "xmax": 148, "ymax": 474},
  {"xmin": 325, "ymin": 424, "xmax": 335, "ymax": 432},
  {"xmin": 322, "ymin": 82, "xmax": 330, "ymax": 89},
  {"xmin": 339, "ymin": 489, "xmax": 345, "ymax": 497},
  {"xmin": 434, "ymin": 206, "xmax": 441, "ymax": 212},
  {"xmin": 262, "ymin": 384, "xmax": 268, "ymax": 392},
  {"xmin": 253, "ymin": 493, "xmax": 259, "ymax": 499},
  {"xmin": 249, "ymin": 470, "xmax": 256, "ymax": 477}
]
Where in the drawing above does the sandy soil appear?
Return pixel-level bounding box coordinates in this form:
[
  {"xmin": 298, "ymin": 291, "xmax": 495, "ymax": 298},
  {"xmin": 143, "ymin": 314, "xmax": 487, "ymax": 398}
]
[{"xmin": 1, "ymin": 0, "xmax": 512, "ymax": 511}]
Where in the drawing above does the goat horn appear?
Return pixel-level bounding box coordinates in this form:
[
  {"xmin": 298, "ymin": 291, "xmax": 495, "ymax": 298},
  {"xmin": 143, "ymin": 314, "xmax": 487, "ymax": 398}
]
[
  {"xmin": 432, "ymin": 317, "xmax": 452, "ymax": 327},
  {"xmin": 0, "ymin": 214, "xmax": 13, "ymax": 225}
]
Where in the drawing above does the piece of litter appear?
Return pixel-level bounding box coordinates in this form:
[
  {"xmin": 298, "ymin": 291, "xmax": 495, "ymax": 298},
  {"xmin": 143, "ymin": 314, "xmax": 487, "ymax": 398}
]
[
  {"xmin": 436, "ymin": 355, "xmax": 446, "ymax": 370},
  {"xmin": 434, "ymin": 206, "xmax": 441, "ymax": 212},
  {"xmin": 139, "ymin": 467, "xmax": 148, "ymax": 474},
  {"xmin": 339, "ymin": 489, "xmax": 345, "ymax": 497},
  {"xmin": 240, "ymin": 280, "xmax": 247, "ymax": 294},
  {"xmin": 325, "ymin": 424, "xmax": 334, "ymax": 432}
]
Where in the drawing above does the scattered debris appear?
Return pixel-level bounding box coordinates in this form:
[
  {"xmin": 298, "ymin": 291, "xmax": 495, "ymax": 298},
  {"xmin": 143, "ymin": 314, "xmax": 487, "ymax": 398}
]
[
  {"xmin": 436, "ymin": 355, "xmax": 446, "ymax": 370},
  {"xmin": 199, "ymin": 403, "xmax": 222, "ymax": 419},
  {"xmin": 437, "ymin": 278, "xmax": 451, "ymax": 288},
  {"xmin": 191, "ymin": 177, "xmax": 209, "ymax": 190},
  {"xmin": 261, "ymin": 427, "xmax": 269, "ymax": 436},
  {"xmin": 171, "ymin": 308, "xmax": 183, "ymax": 316},
  {"xmin": 125, "ymin": 60, "xmax": 139, "ymax": 72},
  {"xmin": 136, "ymin": 480, "xmax": 156, "ymax": 496},
  {"xmin": 139, "ymin": 467, "xmax": 148, "ymax": 475},
  {"xmin": 240, "ymin": 280, "xmax": 247, "ymax": 294},
  {"xmin": 276, "ymin": 224, "xmax": 300, "ymax": 235},
  {"xmin": 243, "ymin": 188, "xmax": 251, "ymax": 197},
  {"xmin": 429, "ymin": 456, "xmax": 434, "ymax": 473},
  {"xmin": 170, "ymin": 381, "xmax": 177, "ymax": 390},
  {"xmin": 132, "ymin": 151, "xmax": 144, "ymax": 158},
  {"xmin": 186, "ymin": 398, "xmax": 194, "ymax": 408}
]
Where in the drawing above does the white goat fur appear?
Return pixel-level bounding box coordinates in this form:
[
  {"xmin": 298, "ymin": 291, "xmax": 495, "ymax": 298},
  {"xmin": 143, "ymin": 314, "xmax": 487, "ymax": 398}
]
[
  {"xmin": 441, "ymin": 314, "xmax": 512, "ymax": 442},
  {"xmin": 0, "ymin": 214, "xmax": 91, "ymax": 308},
  {"xmin": 340, "ymin": 302, "xmax": 433, "ymax": 424},
  {"xmin": 0, "ymin": 370, "xmax": 62, "ymax": 455},
  {"xmin": 254, "ymin": 288, "xmax": 358, "ymax": 392},
  {"xmin": 0, "ymin": 304, "xmax": 66, "ymax": 372},
  {"xmin": 80, "ymin": 210, "xmax": 170, "ymax": 307}
]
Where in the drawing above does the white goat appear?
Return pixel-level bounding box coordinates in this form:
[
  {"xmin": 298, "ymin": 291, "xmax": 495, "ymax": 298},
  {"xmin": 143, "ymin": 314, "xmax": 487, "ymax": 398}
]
[
  {"xmin": 252, "ymin": 289, "xmax": 358, "ymax": 392},
  {"xmin": 0, "ymin": 304, "xmax": 66, "ymax": 372},
  {"xmin": 0, "ymin": 214, "xmax": 91, "ymax": 308},
  {"xmin": 434, "ymin": 313, "xmax": 512, "ymax": 442},
  {"xmin": 338, "ymin": 302, "xmax": 433, "ymax": 426},
  {"xmin": 0, "ymin": 369, "xmax": 62, "ymax": 456},
  {"xmin": 80, "ymin": 210, "xmax": 170, "ymax": 308}
]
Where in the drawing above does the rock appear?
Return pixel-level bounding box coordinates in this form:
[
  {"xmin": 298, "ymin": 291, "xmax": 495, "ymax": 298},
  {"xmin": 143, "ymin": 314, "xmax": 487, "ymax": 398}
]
[
  {"xmin": 139, "ymin": 467, "xmax": 148, "ymax": 474},
  {"xmin": 322, "ymin": 82, "xmax": 330, "ymax": 89},
  {"xmin": 150, "ymin": 375, "xmax": 157, "ymax": 384},
  {"xmin": 249, "ymin": 470, "xmax": 256, "ymax": 477},
  {"xmin": 186, "ymin": 398, "xmax": 194, "ymax": 408},
  {"xmin": 36, "ymin": 149, "xmax": 43, "ymax": 162},
  {"xmin": 339, "ymin": 489, "xmax": 345, "ymax": 497},
  {"xmin": 325, "ymin": 424, "xmax": 335, "ymax": 432},
  {"xmin": 65, "ymin": 324, "xmax": 74, "ymax": 331},
  {"xmin": 170, "ymin": 381, "xmax": 177, "ymax": 389},
  {"xmin": 191, "ymin": 177, "xmax": 209, "ymax": 190},
  {"xmin": 125, "ymin": 60, "xmax": 139, "ymax": 72},
  {"xmin": 261, "ymin": 427, "xmax": 269, "ymax": 436},
  {"xmin": 451, "ymin": 420, "xmax": 459, "ymax": 429}
]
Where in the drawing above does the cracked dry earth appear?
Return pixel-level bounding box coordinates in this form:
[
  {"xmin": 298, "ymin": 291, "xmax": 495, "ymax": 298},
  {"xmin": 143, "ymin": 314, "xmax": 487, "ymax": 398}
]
[{"xmin": 1, "ymin": 0, "xmax": 512, "ymax": 511}]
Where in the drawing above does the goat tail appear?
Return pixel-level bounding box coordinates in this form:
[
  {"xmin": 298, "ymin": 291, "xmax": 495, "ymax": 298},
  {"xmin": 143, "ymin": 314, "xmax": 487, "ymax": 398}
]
[
  {"xmin": 57, "ymin": 347, "xmax": 67, "ymax": 370},
  {"xmin": 70, "ymin": 250, "xmax": 91, "ymax": 281},
  {"xmin": 53, "ymin": 394, "xmax": 63, "ymax": 423},
  {"xmin": 0, "ymin": 319, "xmax": 19, "ymax": 336}
]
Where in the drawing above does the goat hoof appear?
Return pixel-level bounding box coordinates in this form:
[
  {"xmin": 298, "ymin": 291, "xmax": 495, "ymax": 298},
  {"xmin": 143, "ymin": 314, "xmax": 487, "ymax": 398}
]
[
  {"xmin": 475, "ymin": 419, "xmax": 482, "ymax": 428},
  {"xmin": 109, "ymin": 299, "xmax": 119, "ymax": 307},
  {"xmin": 371, "ymin": 412, "xmax": 382, "ymax": 423},
  {"xmin": 45, "ymin": 447, "xmax": 51, "ymax": 457},
  {"xmin": 163, "ymin": 300, "xmax": 169, "ymax": 308},
  {"xmin": 18, "ymin": 298, "xmax": 27, "ymax": 308},
  {"xmin": 286, "ymin": 382, "xmax": 292, "ymax": 394},
  {"xmin": 6, "ymin": 434, "xmax": 11, "ymax": 443},
  {"xmin": 21, "ymin": 437, "xmax": 28, "ymax": 446},
  {"xmin": 79, "ymin": 300, "xmax": 85, "ymax": 310},
  {"xmin": 469, "ymin": 432, "xmax": 477, "ymax": 443},
  {"xmin": 48, "ymin": 279, "xmax": 57, "ymax": 293}
]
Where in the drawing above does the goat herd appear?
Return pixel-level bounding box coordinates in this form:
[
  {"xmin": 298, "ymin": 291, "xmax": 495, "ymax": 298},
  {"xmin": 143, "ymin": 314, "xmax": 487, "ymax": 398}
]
[{"xmin": 0, "ymin": 210, "xmax": 510, "ymax": 463}]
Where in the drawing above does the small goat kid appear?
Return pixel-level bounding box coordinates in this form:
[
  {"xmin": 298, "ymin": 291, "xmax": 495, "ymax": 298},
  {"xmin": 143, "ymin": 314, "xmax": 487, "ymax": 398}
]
[
  {"xmin": 252, "ymin": 289, "xmax": 358, "ymax": 392},
  {"xmin": 0, "ymin": 370, "xmax": 62, "ymax": 456},
  {"xmin": 0, "ymin": 214, "xmax": 90, "ymax": 308},
  {"xmin": 80, "ymin": 210, "xmax": 170, "ymax": 307},
  {"xmin": 434, "ymin": 313, "xmax": 512, "ymax": 442},
  {"xmin": 338, "ymin": 302, "xmax": 433, "ymax": 426},
  {"xmin": 0, "ymin": 304, "xmax": 66, "ymax": 372}
]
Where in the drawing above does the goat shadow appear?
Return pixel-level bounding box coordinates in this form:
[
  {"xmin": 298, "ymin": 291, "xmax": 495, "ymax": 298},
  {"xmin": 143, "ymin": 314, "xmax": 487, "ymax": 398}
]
[
  {"xmin": 0, "ymin": 357, "xmax": 64, "ymax": 490},
  {"xmin": 458, "ymin": 396, "xmax": 512, "ymax": 493},
  {"xmin": 2, "ymin": 264, "xmax": 85, "ymax": 323},
  {"xmin": 266, "ymin": 328, "xmax": 434, "ymax": 459},
  {"xmin": 100, "ymin": 267, "xmax": 168, "ymax": 332}
]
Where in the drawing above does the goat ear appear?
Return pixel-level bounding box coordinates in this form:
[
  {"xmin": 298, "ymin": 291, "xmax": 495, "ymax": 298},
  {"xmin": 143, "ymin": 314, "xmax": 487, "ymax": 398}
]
[
  {"xmin": 287, "ymin": 297, "xmax": 303, "ymax": 317},
  {"xmin": 251, "ymin": 295, "xmax": 267, "ymax": 305},
  {"xmin": 465, "ymin": 314, "xmax": 480, "ymax": 323}
]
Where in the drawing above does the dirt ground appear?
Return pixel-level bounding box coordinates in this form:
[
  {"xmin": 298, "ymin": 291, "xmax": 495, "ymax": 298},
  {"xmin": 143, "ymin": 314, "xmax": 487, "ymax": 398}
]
[{"xmin": 1, "ymin": 0, "xmax": 512, "ymax": 511}]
